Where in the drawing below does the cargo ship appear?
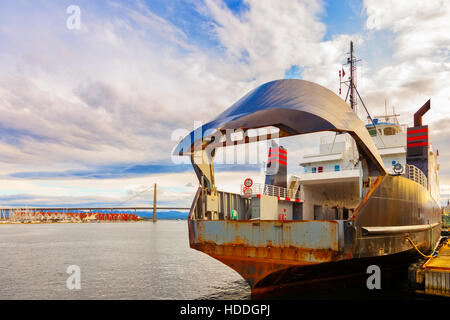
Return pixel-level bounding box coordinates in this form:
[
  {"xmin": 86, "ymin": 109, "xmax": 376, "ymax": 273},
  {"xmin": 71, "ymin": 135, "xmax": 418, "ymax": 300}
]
[{"xmin": 174, "ymin": 43, "xmax": 441, "ymax": 295}]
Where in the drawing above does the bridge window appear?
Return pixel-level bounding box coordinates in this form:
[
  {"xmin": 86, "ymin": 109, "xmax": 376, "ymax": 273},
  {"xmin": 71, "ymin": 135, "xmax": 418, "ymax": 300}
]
[{"xmin": 384, "ymin": 127, "xmax": 396, "ymax": 136}]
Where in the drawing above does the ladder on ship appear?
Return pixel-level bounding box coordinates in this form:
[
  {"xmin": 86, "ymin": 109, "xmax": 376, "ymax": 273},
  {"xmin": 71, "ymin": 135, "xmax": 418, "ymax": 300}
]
[{"xmin": 287, "ymin": 176, "xmax": 301, "ymax": 199}]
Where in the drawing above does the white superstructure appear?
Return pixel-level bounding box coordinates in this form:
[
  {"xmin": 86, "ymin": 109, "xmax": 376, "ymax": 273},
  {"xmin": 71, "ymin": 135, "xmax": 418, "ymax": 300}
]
[{"xmin": 297, "ymin": 114, "xmax": 440, "ymax": 221}]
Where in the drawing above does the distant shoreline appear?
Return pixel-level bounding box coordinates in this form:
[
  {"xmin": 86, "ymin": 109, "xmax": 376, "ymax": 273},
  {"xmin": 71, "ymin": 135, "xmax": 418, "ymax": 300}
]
[{"xmin": 0, "ymin": 219, "xmax": 187, "ymax": 225}]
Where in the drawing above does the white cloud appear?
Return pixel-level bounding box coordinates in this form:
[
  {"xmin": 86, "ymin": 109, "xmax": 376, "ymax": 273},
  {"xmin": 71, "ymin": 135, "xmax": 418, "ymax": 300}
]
[
  {"xmin": 203, "ymin": 0, "xmax": 326, "ymax": 75},
  {"xmin": 0, "ymin": 0, "xmax": 449, "ymax": 205},
  {"xmin": 365, "ymin": 0, "xmax": 450, "ymax": 59},
  {"xmin": 0, "ymin": 0, "xmax": 335, "ymax": 170},
  {"xmin": 362, "ymin": 0, "xmax": 450, "ymax": 199}
]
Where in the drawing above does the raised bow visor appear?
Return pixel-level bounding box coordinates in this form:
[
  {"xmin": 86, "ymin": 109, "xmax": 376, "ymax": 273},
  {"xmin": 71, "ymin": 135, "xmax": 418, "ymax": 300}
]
[{"xmin": 174, "ymin": 79, "xmax": 386, "ymax": 176}]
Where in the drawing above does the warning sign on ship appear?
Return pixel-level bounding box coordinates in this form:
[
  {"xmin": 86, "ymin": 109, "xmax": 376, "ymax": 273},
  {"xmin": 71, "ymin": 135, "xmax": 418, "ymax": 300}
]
[{"xmin": 244, "ymin": 178, "xmax": 253, "ymax": 188}]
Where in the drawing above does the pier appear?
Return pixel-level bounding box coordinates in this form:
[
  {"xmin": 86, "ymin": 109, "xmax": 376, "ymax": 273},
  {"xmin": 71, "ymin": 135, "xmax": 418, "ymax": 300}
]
[
  {"xmin": 410, "ymin": 237, "xmax": 450, "ymax": 298},
  {"xmin": 0, "ymin": 183, "xmax": 190, "ymax": 223},
  {"xmin": 0, "ymin": 206, "xmax": 190, "ymax": 223}
]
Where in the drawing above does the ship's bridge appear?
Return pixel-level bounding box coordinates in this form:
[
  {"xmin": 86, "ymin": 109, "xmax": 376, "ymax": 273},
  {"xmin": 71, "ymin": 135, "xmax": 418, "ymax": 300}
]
[
  {"xmin": 365, "ymin": 117, "xmax": 407, "ymax": 172},
  {"xmin": 299, "ymin": 115, "xmax": 408, "ymax": 180},
  {"xmin": 297, "ymin": 116, "xmax": 409, "ymax": 217}
]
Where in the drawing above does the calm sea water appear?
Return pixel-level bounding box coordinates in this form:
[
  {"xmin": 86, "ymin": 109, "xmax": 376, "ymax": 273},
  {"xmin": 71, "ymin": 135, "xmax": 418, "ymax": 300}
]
[
  {"xmin": 0, "ymin": 221, "xmax": 250, "ymax": 300},
  {"xmin": 0, "ymin": 221, "xmax": 437, "ymax": 300}
]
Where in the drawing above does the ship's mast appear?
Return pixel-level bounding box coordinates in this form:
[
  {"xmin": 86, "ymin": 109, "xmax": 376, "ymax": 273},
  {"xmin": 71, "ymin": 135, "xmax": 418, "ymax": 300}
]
[
  {"xmin": 339, "ymin": 41, "xmax": 386, "ymax": 148},
  {"xmin": 346, "ymin": 41, "xmax": 361, "ymax": 113},
  {"xmin": 349, "ymin": 41, "xmax": 356, "ymax": 112},
  {"xmin": 339, "ymin": 41, "xmax": 360, "ymax": 113}
]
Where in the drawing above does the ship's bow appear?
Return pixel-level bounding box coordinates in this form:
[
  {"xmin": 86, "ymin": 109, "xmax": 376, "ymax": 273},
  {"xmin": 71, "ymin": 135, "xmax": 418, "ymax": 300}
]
[{"xmin": 188, "ymin": 218, "xmax": 354, "ymax": 290}]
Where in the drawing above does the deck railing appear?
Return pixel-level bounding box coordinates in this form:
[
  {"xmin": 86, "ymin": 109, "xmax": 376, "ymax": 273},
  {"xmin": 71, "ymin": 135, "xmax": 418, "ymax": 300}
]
[
  {"xmin": 404, "ymin": 164, "xmax": 428, "ymax": 189},
  {"xmin": 241, "ymin": 183, "xmax": 303, "ymax": 200}
]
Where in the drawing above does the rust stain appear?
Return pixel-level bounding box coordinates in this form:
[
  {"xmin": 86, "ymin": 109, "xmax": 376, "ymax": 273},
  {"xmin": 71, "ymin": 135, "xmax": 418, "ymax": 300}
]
[
  {"xmin": 192, "ymin": 219, "xmax": 339, "ymax": 250},
  {"xmin": 192, "ymin": 242, "xmax": 339, "ymax": 288},
  {"xmin": 353, "ymin": 175, "xmax": 384, "ymax": 219},
  {"xmin": 189, "ymin": 218, "xmax": 346, "ymax": 290}
]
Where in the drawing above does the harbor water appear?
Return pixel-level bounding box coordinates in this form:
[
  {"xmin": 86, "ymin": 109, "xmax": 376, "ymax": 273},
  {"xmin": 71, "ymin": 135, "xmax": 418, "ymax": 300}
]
[
  {"xmin": 0, "ymin": 220, "xmax": 438, "ymax": 300},
  {"xmin": 0, "ymin": 221, "xmax": 250, "ymax": 300}
]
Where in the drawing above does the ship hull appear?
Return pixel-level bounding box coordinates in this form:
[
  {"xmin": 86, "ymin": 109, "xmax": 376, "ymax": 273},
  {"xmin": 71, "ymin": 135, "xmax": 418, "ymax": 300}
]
[
  {"xmin": 248, "ymin": 249, "xmax": 421, "ymax": 297},
  {"xmin": 188, "ymin": 220, "xmax": 439, "ymax": 295},
  {"xmin": 188, "ymin": 175, "xmax": 441, "ymax": 294},
  {"xmin": 189, "ymin": 219, "xmax": 346, "ymax": 288}
]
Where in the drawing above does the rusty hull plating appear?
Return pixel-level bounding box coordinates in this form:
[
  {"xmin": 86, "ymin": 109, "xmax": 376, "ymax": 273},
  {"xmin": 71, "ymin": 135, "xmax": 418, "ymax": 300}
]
[{"xmin": 188, "ymin": 218, "xmax": 348, "ymax": 289}]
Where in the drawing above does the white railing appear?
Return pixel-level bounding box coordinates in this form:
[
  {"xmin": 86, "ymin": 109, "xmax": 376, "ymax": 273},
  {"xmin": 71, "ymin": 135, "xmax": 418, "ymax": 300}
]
[
  {"xmin": 241, "ymin": 183, "xmax": 303, "ymax": 199},
  {"xmin": 405, "ymin": 164, "xmax": 428, "ymax": 189}
]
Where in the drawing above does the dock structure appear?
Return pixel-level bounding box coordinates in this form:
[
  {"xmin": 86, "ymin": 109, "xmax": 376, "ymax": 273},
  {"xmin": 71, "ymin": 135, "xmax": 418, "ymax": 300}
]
[
  {"xmin": 411, "ymin": 238, "xmax": 450, "ymax": 297},
  {"xmin": 0, "ymin": 206, "xmax": 189, "ymax": 223},
  {"xmin": 0, "ymin": 183, "xmax": 189, "ymax": 223}
]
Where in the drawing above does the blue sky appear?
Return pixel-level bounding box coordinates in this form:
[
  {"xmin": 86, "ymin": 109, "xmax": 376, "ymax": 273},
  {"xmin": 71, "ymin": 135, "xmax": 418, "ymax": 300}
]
[
  {"xmin": 0, "ymin": 0, "xmax": 449, "ymax": 207},
  {"xmin": 321, "ymin": 0, "xmax": 364, "ymax": 40}
]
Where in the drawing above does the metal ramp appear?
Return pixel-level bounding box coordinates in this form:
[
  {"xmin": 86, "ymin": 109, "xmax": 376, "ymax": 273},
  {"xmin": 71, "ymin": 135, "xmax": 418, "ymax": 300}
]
[
  {"xmin": 421, "ymin": 239, "xmax": 450, "ymax": 297},
  {"xmin": 411, "ymin": 237, "xmax": 450, "ymax": 298},
  {"xmin": 287, "ymin": 176, "xmax": 301, "ymax": 199}
]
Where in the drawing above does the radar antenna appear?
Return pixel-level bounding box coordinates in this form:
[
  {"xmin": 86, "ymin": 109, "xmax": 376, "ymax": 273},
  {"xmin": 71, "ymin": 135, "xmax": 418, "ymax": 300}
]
[
  {"xmin": 339, "ymin": 41, "xmax": 385, "ymax": 147},
  {"xmin": 339, "ymin": 41, "xmax": 361, "ymax": 112}
]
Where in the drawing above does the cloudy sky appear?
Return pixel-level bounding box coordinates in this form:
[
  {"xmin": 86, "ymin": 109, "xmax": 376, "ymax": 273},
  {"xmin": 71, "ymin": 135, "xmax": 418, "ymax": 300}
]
[{"xmin": 0, "ymin": 0, "xmax": 449, "ymax": 208}]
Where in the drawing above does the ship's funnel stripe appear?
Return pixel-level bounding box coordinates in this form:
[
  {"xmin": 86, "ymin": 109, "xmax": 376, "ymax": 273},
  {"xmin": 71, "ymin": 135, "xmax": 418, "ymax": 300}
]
[
  {"xmin": 407, "ymin": 132, "xmax": 429, "ymax": 139},
  {"xmin": 268, "ymin": 153, "xmax": 287, "ymax": 160},
  {"xmin": 269, "ymin": 148, "xmax": 287, "ymax": 155},
  {"xmin": 407, "ymin": 135, "xmax": 428, "ymax": 142},
  {"xmin": 407, "ymin": 141, "xmax": 428, "ymax": 148},
  {"xmin": 268, "ymin": 159, "xmax": 287, "ymax": 166},
  {"xmin": 407, "ymin": 128, "xmax": 428, "ymax": 135}
]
